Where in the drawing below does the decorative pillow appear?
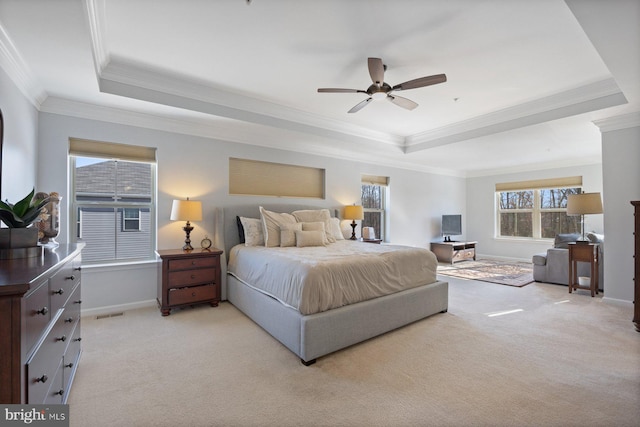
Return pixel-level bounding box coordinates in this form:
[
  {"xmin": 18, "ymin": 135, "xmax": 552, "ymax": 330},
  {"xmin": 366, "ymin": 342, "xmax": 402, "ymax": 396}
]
[
  {"xmin": 301, "ymin": 221, "xmax": 327, "ymax": 244},
  {"xmin": 292, "ymin": 209, "xmax": 336, "ymax": 243},
  {"xmin": 239, "ymin": 217, "xmax": 264, "ymax": 247},
  {"xmin": 295, "ymin": 230, "xmax": 326, "ymax": 247},
  {"xmin": 236, "ymin": 216, "xmax": 246, "ymax": 244},
  {"xmin": 259, "ymin": 206, "xmax": 297, "ymax": 247},
  {"xmin": 587, "ymin": 232, "xmax": 605, "ymax": 255},
  {"xmin": 329, "ymin": 217, "xmax": 345, "ymax": 240},
  {"xmin": 280, "ymin": 223, "xmax": 303, "ymax": 247}
]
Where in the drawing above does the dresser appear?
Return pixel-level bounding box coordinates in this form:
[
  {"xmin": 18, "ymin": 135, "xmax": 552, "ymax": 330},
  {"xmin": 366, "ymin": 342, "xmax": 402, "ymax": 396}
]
[
  {"xmin": 0, "ymin": 243, "xmax": 84, "ymax": 404},
  {"xmin": 632, "ymin": 201, "xmax": 639, "ymax": 332},
  {"xmin": 156, "ymin": 248, "xmax": 223, "ymax": 316}
]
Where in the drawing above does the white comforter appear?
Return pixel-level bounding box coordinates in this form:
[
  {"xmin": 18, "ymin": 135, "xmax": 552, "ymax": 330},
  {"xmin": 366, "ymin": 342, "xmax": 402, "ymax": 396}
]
[{"xmin": 227, "ymin": 240, "xmax": 438, "ymax": 315}]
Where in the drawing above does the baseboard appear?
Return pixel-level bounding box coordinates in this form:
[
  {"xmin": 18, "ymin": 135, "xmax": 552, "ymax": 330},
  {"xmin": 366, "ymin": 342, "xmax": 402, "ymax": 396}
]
[
  {"xmin": 601, "ymin": 297, "xmax": 634, "ymax": 307},
  {"xmin": 81, "ymin": 299, "xmax": 157, "ymax": 318}
]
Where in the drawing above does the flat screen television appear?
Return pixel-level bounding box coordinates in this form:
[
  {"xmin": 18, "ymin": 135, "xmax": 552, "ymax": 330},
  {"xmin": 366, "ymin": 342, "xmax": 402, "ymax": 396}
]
[{"xmin": 442, "ymin": 214, "xmax": 462, "ymax": 236}]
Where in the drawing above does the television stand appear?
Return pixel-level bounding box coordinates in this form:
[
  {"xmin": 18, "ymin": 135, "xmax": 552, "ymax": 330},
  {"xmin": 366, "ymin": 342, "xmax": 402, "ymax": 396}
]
[{"xmin": 431, "ymin": 241, "xmax": 477, "ymax": 264}]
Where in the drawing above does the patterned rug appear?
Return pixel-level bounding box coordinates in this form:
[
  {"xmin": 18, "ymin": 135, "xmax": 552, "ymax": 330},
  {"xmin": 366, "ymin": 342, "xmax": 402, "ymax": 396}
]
[{"xmin": 437, "ymin": 259, "xmax": 534, "ymax": 287}]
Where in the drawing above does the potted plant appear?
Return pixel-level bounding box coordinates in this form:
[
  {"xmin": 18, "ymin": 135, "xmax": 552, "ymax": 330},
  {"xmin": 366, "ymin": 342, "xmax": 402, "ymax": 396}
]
[{"xmin": 0, "ymin": 189, "xmax": 50, "ymax": 250}]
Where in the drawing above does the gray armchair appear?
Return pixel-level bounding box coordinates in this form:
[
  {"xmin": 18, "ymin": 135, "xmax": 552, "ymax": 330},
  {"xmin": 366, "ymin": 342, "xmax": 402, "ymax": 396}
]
[{"xmin": 532, "ymin": 233, "xmax": 604, "ymax": 290}]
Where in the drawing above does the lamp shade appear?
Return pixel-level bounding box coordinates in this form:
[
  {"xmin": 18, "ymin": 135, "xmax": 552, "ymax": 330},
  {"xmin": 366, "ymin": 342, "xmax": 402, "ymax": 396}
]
[
  {"xmin": 343, "ymin": 205, "xmax": 364, "ymax": 220},
  {"xmin": 170, "ymin": 199, "xmax": 203, "ymax": 221},
  {"xmin": 567, "ymin": 193, "xmax": 603, "ymax": 216}
]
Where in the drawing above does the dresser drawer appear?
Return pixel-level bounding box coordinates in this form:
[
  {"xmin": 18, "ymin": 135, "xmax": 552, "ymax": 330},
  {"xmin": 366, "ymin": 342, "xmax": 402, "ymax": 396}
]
[
  {"xmin": 24, "ymin": 279, "xmax": 51, "ymax": 355},
  {"xmin": 168, "ymin": 256, "xmax": 217, "ymax": 271},
  {"xmin": 43, "ymin": 359, "xmax": 65, "ymax": 404},
  {"xmin": 50, "ymin": 261, "xmax": 81, "ymax": 312},
  {"xmin": 168, "ymin": 284, "xmax": 217, "ymax": 306},
  {"xmin": 26, "ymin": 311, "xmax": 68, "ymax": 404},
  {"xmin": 60, "ymin": 284, "xmax": 81, "ymax": 340},
  {"xmin": 168, "ymin": 268, "xmax": 216, "ymax": 287}
]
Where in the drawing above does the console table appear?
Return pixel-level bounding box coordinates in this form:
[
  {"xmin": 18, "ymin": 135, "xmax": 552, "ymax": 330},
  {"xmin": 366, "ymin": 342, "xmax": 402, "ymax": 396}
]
[{"xmin": 430, "ymin": 241, "xmax": 477, "ymax": 264}]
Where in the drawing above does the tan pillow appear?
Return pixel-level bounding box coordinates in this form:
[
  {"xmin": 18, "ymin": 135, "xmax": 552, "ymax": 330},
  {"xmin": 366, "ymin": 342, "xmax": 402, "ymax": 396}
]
[
  {"xmin": 295, "ymin": 230, "xmax": 326, "ymax": 247},
  {"xmin": 240, "ymin": 217, "xmax": 264, "ymax": 247},
  {"xmin": 292, "ymin": 209, "xmax": 336, "ymax": 243},
  {"xmin": 280, "ymin": 223, "xmax": 303, "ymax": 247},
  {"xmin": 259, "ymin": 206, "xmax": 297, "ymax": 247},
  {"xmin": 301, "ymin": 221, "xmax": 327, "ymax": 243}
]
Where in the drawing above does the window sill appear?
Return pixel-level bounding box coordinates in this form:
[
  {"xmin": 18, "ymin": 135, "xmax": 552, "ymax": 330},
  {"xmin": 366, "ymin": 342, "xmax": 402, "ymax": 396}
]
[
  {"xmin": 81, "ymin": 258, "xmax": 158, "ymax": 272},
  {"xmin": 493, "ymin": 237, "xmax": 553, "ymax": 245}
]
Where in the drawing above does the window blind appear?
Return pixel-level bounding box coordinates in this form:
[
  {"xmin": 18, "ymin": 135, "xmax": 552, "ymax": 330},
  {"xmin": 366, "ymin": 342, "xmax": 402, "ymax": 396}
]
[
  {"xmin": 69, "ymin": 138, "xmax": 157, "ymax": 163},
  {"xmin": 495, "ymin": 176, "xmax": 582, "ymax": 192},
  {"xmin": 361, "ymin": 174, "xmax": 389, "ymax": 186}
]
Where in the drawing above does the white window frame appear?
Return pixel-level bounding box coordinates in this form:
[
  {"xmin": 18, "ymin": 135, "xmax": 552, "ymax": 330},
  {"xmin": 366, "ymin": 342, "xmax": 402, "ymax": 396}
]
[
  {"xmin": 122, "ymin": 208, "xmax": 142, "ymax": 232},
  {"xmin": 496, "ymin": 186, "xmax": 581, "ymax": 240},
  {"xmin": 361, "ymin": 175, "xmax": 389, "ymax": 241},
  {"xmin": 69, "ymin": 155, "xmax": 157, "ymax": 264}
]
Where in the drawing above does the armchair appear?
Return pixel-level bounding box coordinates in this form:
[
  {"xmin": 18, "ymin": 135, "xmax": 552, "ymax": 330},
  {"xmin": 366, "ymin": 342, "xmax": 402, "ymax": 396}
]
[{"xmin": 532, "ymin": 233, "xmax": 604, "ymax": 290}]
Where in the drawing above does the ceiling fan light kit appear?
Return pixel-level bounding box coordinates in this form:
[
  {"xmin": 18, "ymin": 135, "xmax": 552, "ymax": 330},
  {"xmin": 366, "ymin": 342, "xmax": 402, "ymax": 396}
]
[{"xmin": 318, "ymin": 57, "xmax": 446, "ymax": 113}]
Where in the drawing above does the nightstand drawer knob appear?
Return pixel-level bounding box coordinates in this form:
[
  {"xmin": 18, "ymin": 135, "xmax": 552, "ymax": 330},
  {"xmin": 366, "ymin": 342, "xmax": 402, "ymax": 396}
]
[
  {"xmin": 36, "ymin": 375, "xmax": 48, "ymax": 383},
  {"xmin": 192, "ymin": 292, "xmax": 196, "ymax": 297}
]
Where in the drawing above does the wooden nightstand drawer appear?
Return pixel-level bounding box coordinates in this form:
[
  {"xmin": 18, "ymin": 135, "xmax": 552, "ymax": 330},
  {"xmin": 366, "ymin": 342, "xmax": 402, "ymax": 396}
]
[
  {"xmin": 168, "ymin": 267, "xmax": 216, "ymax": 287},
  {"xmin": 168, "ymin": 256, "xmax": 217, "ymax": 271},
  {"xmin": 168, "ymin": 284, "xmax": 217, "ymax": 306}
]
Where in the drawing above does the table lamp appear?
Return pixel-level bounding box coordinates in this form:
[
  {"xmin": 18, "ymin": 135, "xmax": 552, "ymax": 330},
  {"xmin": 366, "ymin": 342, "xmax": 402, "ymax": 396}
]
[
  {"xmin": 567, "ymin": 192, "xmax": 603, "ymax": 243},
  {"xmin": 343, "ymin": 205, "xmax": 364, "ymax": 240},
  {"xmin": 170, "ymin": 197, "xmax": 203, "ymax": 251}
]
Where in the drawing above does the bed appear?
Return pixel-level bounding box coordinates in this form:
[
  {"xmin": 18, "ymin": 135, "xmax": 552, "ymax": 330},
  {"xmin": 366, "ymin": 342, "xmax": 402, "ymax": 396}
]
[{"xmin": 220, "ymin": 204, "xmax": 448, "ymax": 365}]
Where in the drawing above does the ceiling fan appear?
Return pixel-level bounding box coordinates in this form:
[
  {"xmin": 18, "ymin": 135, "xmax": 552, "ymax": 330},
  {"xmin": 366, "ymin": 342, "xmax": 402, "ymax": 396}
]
[{"xmin": 318, "ymin": 57, "xmax": 446, "ymax": 113}]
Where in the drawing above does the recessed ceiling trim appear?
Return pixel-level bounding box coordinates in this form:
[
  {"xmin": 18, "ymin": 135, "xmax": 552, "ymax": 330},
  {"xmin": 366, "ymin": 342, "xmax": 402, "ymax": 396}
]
[
  {"xmin": 98, "ymin": 57, "xmax": 404, "ymax": 148},
  {"xmin": 0, "ymin": 21, "xmax": 46, "ymax": 108},
  {"xmin": 404, "ymin": 78, "xmax": 626, "ymax": 153},
  {"xmin": 593, "ymin": 111, "xmax": 640, "ymax": 132},
  {"xmin": 83, "ymin": 0, "xmax": 109, "ymax": 75}
]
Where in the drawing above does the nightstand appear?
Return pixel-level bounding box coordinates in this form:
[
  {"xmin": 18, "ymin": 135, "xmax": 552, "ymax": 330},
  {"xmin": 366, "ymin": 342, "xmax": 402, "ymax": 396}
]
[
  {"xmin": 156, "ymin": 248, "xmax": 223, "ymax": 316},
  {"xmin": 568, "ymin": 242, "xmax": 599, "ymax": 297}
]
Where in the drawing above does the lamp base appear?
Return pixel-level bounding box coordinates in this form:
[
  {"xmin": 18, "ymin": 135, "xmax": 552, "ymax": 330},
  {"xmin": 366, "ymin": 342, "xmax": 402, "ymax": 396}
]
[
  {"xmin": 350, "ymin": 221, "xmax": 358, "ymax": 240},
  {"xmin": 182, "ymin": 221, "xmax": 194, "ymax": 251}
]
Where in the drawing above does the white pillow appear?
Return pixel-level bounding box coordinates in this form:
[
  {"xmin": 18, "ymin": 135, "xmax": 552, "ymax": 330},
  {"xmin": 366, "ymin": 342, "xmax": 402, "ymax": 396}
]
[
  {"xmin": 292, "ymin": 209, "xmax": 336, "ymax": 243},
  {"xmin": 329, "ymin": 217, "xmax": 345, "ymax": 240},
  {"xmin": 280, "ymin": 223, "xmax": 303, "ymax": 247},
  {"xmin": 240, "ymin": 217, "xmax": 264, "ymax": 247},
  {"xmin": 295, "ymin": 230, "xmax": 326, "ymax": 247},
  {"xmin": 259, "ymin": 206, "xmax": 297, "ymax": 247}
]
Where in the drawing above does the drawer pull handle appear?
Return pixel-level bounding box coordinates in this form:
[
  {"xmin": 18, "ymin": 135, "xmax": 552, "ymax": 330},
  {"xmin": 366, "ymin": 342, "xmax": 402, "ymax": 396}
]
[
  {"xmin": 53, "ymin": 288, "xmax": 64, "ymax": 295},
  {"xmin": 74, "ymin": 300, "xmax": 82, "ymax": 305},
  {"xmin": 65, "ymin": 317, "xmax": 74, "ymax": 323},
  {"xmin": 55, "ymin": 389, "xmax": 64, "ymax": 396},
  {"xmin": 192, "ymin": 261, "xmax": 196, "ymax": 265},
  {"xmin": 192, "ymin": 292, "xmax": 196, "ymax": 297},
  {"xmin": 36, "ymin": 307, "xmax": 49, "ymax": 316},
  {"xmin": 56, "ymin": 335, "xmax": 67, "ymax": 342},
  {"xmin": 65, "ymin": 275, "xmax": 76, "ymax": 281},
  {"xmin": 74, "ymin": 337, "xmax": 82, "ymax": 342},
  {"xmin": 74, "ymin": 266, "xmax": 82, "ymax": 271},
  {"xmin": 65, "ymin": 362, "xmax": 74, "ymax": 369},
  {"xmin": 36, "ymin": 375, "xmax": 48, "ymax": 383},
  {"xmin": 191, "ymin": 274, "xmax": 196, "ymax": 279}
]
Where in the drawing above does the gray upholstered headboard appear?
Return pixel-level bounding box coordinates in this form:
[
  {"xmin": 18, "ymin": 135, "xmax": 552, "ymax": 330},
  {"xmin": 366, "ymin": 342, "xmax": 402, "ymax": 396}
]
[{"xmin": 220, "ymin": 204, "xmax": 340, "ymax": 257}]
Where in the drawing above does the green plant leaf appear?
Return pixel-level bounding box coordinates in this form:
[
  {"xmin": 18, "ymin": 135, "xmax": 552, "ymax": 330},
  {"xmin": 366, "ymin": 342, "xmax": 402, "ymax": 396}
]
[{"xmin": 12, "ymin": 188, "xmax": 35, "ymax": 218}]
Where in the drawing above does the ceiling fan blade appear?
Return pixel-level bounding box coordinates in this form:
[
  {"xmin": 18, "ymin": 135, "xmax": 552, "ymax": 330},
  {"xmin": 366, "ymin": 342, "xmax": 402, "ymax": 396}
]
[
  {"xmin": 318, "ymin": 88, "xmax": 365, "ymax": 93},
  {"xmin": 392, "ymin": 74, "xmax": 447, "ymax": 91},
  {"xmin": 387, "ymin": 94, "xmax": 418, "ymax": 110},
  {"xmin": 368, "ymin": 57, "xmax": 384, "ymax": 86},
  {"xmin": 348, "ymin": 98, "xmax": 373, "ymax": 113}
]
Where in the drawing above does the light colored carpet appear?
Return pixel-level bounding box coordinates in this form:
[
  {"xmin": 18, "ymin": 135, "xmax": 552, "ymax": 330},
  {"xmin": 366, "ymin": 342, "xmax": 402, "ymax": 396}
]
[
  {"xmin": 68, "ymin": 278, "xmax": 640, "ymax": 427},
  {"xmin": 437, "ymin": 259, "xmax": 534, "ymax": 287}
]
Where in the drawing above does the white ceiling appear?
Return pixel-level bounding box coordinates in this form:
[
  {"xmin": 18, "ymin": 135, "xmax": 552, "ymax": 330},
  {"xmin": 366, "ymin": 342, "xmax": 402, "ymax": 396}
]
[{"xmin": 0, "ymin": 0, "xmax": 638, "ymax": 176}]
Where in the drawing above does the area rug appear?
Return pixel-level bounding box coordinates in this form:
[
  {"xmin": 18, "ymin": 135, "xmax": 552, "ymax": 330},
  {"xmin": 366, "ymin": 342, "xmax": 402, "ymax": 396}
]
[{"xmin": 437, "ymin": 259, "xmax": 534, "ymax": 287}]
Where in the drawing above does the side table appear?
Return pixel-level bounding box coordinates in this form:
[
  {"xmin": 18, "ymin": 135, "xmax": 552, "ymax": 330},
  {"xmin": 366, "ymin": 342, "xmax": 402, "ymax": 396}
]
[{"xmin": 568, "ymin": 242, "xmax": 599, "ymax": 297}]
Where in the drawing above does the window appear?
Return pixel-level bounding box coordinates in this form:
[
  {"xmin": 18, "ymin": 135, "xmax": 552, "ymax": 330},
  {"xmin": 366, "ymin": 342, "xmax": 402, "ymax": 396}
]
[
  {"xmin": 497, "ymin": 186, "xmax": 581, "ymax": 239},
  {"xmin": 361, "ymin": 175, "xmax": 389, "ymax": 240},
  {"xmin": 70, "ymin": 139, "xmax": 156, "ymax": 264}
]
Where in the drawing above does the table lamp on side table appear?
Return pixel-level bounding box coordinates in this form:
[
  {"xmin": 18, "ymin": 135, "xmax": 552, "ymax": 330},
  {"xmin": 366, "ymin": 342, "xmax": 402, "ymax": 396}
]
[
  {"xmin": 344, "ymin": 205, "xmax": 364, "ymax": 240},
  {"xmin": 567, "ymin": 192, "xmax": 603, "ymax": 243},
  {"xmin": 170, "ymin": 198, "xmax": 203, "ymax": 251}
]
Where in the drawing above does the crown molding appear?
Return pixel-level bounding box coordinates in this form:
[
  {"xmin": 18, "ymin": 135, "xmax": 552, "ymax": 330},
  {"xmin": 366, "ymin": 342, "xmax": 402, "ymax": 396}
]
[
  {"xmin": 593, "ymin": 111, "xmax": 640, "ymax": 132},
  {"xmin": 0, "ymin": 20, "xmax": 47, "ymax": 108},
  {"xmin": 404, "ymin": 78, "xmax": 626, "ymax": 153},
  {"xmin": 83, "ymin": 0, "xmax": 109, "ymax": 75}
]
